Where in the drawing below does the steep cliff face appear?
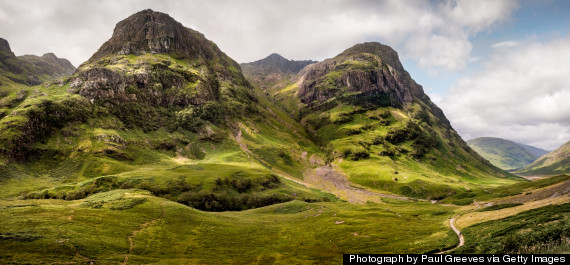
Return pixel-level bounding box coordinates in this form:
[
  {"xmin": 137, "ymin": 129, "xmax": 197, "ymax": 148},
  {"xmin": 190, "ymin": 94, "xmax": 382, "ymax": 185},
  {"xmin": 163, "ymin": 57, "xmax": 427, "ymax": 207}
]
[
  {"xmin": 0, "ymin": 38, "xmax": 14, "ymax": 55},
  {"xmin": 297, "ymin": 42, "xmax": 447, "ymax": 123}
]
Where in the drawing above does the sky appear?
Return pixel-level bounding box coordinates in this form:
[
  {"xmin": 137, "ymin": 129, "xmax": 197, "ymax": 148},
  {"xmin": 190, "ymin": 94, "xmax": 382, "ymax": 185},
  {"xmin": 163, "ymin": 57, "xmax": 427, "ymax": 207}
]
[{"xmin": 0, "ymin": 0, "xmax": 568, "ymax": 150}]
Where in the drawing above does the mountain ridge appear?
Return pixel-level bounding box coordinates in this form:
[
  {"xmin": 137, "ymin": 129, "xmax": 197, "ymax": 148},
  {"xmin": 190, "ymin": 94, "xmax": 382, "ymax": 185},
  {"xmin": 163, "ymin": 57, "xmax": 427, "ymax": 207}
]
[
  {"xmin": 466, "ymin": 137, "xmax": 544, "ymax": 170},
  {"xmin": 0, "ymin": 37, "xmax": 75, "ymax": 85},
  {"xmin": 515, "ymin": 140, "xmax": 570, "ymax": 175},
  {"xmin": 240, "ymin": 53, "xmax": 316, "ymax": 90}
]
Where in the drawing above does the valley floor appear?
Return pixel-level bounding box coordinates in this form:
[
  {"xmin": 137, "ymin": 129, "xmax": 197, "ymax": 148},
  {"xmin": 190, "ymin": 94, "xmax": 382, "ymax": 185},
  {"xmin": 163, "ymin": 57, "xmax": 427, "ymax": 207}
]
[{"xmin": 1, "ymin": 174, "xmax": 568, "ymax": 264}]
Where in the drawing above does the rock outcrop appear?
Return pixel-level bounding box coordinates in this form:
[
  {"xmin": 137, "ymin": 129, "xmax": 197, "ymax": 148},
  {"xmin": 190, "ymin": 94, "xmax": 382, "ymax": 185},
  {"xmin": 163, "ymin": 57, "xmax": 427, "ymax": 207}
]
[
  {"xmin": 0, "ymin": 38, "xmax": 14, "ymax": 55},
  {"xmin": 298, "ymin": 43, "xmax": 422, "ymax": 108}
]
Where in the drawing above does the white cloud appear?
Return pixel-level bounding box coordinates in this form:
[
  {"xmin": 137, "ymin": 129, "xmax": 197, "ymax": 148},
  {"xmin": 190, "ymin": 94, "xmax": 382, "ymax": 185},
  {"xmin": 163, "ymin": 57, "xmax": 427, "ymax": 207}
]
[
  {"xmin": 492, "ymin": 40, "xmax": 520, "ymax": 49},
  {"xmin": 441, "ymin": 37, "xmax": 570, "ymax": 150},
  {"xmin": 0, "ymin": 0, "xmax": 518, "ymax": 72}
]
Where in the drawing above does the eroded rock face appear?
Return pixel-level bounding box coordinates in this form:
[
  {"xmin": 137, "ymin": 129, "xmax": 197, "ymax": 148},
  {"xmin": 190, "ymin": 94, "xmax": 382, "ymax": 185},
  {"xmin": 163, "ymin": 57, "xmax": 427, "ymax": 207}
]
[
  {"xmin": 88, "ymin": 9, "xmax": 234, "ymax": 67},
  {"xmin": 68, "ymin": 64, "xmax": 216, "ymax": 106},
  {"xmin": 297, "ymin": 53, "xmax": 417, "ymax": 107},
  {"xmin": 0, "ymin": 38, "xmax": 13, "ymax": 54}
]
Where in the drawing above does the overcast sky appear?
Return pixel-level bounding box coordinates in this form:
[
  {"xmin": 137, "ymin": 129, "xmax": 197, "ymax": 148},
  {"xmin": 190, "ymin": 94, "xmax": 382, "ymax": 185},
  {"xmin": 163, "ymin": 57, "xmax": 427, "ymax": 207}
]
[{"xmin": 0, "ymin": 0, "xmax": 568, "ymax": 150}]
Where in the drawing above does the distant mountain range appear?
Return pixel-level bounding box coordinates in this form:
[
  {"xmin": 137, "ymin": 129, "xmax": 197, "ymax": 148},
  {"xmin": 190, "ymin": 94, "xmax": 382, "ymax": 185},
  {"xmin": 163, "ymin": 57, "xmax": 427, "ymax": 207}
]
[
  {"xmin": 515, "ymin": 140, "xmax": 570, "ymax": 175},
  {"xmin": 0, "ymin": 38, "xmax": 75, "ymax": 85},
  {"xmin": 466, "ymin": 137, "xmax": 549, "ymax": 170},
  {"xmin": 240, "ymin": 53, "xmax": 316, "ymax": 90}
]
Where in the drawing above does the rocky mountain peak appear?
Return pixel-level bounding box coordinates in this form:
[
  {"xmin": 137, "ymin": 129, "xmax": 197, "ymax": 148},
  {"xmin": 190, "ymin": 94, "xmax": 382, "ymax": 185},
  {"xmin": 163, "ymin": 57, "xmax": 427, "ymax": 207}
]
[
  {"xmin": 297, "ymin": 42, "xmax": 424, "ymax": 108},
  {"xmin": 0, "ymin": 38, "xmax": 13, "ymax": 54},
  {"xmin": 88, "ymin": 9, "xmax": 224, "ymax": 63},
  {"xmin": 337, "ymin": 42, "xmax": 404, "ymax": 73}
]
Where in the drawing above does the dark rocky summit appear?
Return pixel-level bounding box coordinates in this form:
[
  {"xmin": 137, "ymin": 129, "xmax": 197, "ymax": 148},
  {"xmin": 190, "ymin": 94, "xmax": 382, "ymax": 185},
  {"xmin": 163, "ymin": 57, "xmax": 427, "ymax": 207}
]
[
  {"xmin": 298, "ymin": 42, "xmax": 427, "ymax": 110},
  {"xmin": 0, "ymin": 38, "xmax": 14, "ymax": 55},
  {"xmin": 87, "ymin": 9, "xmax": 238, "ymax": 70}
]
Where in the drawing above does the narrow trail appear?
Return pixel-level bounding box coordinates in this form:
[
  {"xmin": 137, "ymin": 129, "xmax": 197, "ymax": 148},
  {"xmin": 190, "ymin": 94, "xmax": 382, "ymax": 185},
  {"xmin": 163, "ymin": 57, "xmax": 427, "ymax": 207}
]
[
  {"xmin": 123, "ymin": 202, "xmax": 165, "ymax": 265},
  {"xmin": 438, "ymin": 217, "xmax": 464, "ymax": 254},
  {"xmin": 55, "ymin": 209, "xmax": 93, "ymax": 262}
]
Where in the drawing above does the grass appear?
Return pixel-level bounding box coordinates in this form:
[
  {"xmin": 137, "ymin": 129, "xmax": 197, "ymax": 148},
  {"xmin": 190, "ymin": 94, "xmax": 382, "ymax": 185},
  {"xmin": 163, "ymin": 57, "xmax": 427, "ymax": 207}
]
[
  {"xmin": 478, "ymin": 203, "xmax": 523, "ymax": 212},
  {"xmin": 453, "ymin": 203, "xmax": 570, "ymax": 254},
  {"xmin": 0, "ymin": 190, "xmax": 458, "ymax": 264}
]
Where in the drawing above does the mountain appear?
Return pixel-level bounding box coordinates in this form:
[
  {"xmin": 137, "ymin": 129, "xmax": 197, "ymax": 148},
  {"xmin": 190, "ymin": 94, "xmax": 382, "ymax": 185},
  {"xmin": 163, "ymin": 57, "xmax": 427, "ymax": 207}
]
[
  {"xmin": 264, "ymin": 42, "xmax": 519, "ymax": 200},
  {"xmin": 466, "ymin": 137, "xmax": 543, "ymax": 170},
  {"xmin": 240, "ymin": 53, "xmax": 316, "ymax": 89},
  {"xmin": 515, "ymin": 140, "xmax": 570, "ymax": 175},
  {"xmin": 0, "ymin": 38, "xmax": 75, "ymax": 85},
  {"xmin": 516, "ymin": 142, "xmax": 550, "ymax": 158},
  {"xmin": 0, "ymin": 9, "xmax": 324, "ymax": 209}
]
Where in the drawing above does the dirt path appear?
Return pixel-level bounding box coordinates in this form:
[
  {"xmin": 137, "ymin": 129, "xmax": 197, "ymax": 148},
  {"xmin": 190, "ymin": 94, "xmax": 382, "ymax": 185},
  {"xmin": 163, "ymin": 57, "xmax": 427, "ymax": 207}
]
[
  {"xmin": 438, "ymin": 217, "xmax": 464, "ymax": 254},
  {"xmin": 55, "ymin": 209, "xmax": 93, "ymax": 262},
  {"xmin": 123, "ymin": 202, "xmax": 165, "ymax": 265}
]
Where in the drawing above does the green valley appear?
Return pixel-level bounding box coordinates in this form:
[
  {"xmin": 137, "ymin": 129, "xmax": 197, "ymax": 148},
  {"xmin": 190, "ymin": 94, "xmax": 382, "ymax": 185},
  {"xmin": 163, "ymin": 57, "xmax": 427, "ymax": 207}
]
[{"xmin": 0, "ymin": 9, "xmax": 568, "ymax": 264}]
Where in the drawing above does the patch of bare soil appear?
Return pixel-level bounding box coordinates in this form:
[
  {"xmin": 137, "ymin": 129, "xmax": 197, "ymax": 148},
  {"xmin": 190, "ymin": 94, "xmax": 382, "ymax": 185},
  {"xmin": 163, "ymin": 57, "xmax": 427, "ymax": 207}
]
[{"xmin": 303, "ymin": 164, "xmax": 409, "ymax": 204}]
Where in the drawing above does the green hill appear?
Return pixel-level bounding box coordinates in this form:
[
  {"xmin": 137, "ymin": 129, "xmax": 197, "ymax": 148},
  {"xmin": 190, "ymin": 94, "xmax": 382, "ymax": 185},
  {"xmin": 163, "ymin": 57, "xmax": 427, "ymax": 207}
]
[
  {"xmin": 466, "ymin": 137, "xmax": 542, "ymax": 170},
  {"xmin": 265, "ymin": 42, "xmax": 518, "ymax": 201},
  {"xmin": 515, "ymin": 140, "xmax": 570, "ymax": 175}
]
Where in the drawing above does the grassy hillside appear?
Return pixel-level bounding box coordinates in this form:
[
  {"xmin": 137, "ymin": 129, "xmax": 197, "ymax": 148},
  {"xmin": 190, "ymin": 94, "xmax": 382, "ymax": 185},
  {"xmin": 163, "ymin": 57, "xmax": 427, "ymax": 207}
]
[
  {"xmin": 466, "ymin": 137, "xmax": 540, "ymax": 170},
  {"xmin": 0, "ymin": 190, "xmax": 460, "ymax": 264},
  {"xmin": 454, "ymin": 203, "xmax": 569, "ymax": 254},
  {"xmin": 266, "ymin": 43, "xmax": 521, "ymax": 202},
  {"xmin": 515, "ymin": 140, "xmax": 570, "ymax": 175}
]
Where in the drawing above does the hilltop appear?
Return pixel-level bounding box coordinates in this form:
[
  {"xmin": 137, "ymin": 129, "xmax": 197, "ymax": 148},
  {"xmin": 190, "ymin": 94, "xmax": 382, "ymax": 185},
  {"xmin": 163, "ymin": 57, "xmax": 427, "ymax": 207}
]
[{"xmin": 466, "ymin": 137, "xmax": 546, "ymax": 170}]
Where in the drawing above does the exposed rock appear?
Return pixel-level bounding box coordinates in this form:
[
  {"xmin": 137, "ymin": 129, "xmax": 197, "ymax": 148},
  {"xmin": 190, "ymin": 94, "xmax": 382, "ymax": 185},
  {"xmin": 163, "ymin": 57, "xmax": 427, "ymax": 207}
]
[
  {"xmin": 0, "ymin": 38, "xmax": 14, "ymax": 55},
  {"xmin": 297, "ymin": 42, "xmax": 449, "ymax": 125}
]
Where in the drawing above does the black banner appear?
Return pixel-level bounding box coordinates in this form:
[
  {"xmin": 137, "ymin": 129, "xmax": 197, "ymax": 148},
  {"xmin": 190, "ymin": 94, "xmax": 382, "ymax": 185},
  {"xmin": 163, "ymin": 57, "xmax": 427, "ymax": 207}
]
[{"xmin": 343, "ymin": 254, "xmax": 568, "ymax": 265}]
